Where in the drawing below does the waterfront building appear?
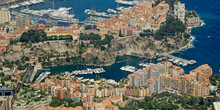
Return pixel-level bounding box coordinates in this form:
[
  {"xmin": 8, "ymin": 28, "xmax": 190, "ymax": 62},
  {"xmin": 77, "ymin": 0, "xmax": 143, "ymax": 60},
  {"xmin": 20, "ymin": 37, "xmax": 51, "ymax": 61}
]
[
  {"xmin": 15, "ymin": 15, "xmax": 31, "ymax": 28},
  {"xmin": 0, "ymin": 8, "xmax": 11, "ymax": 24},
  {"xmin": 144, "ymin": 77, "xmax": 161, "ymax": 94},
  {"xmin": 174, "ymin": 2, "xmax": 186, "ymax": 23},
  {"xmin": 128, "ymin": 61, "xmax": 212, "ymax": 97},
  {"xmin": 185, "ymin": 11, "xmax": 202, "ymax": 27},
  {"xmin": 128, "ymin": 73, "xmax": 144, "ymax": 87},
  {"xmin": 168, "ymin": 65, "xmax": 184, "ymax": 76},
  {"xmin": 97, "ymin": 1, "xmax": 169, "ymax": 36},
  {"xmin": 128, "ymin": 62, "xmax": 166, "ymax": 87}
]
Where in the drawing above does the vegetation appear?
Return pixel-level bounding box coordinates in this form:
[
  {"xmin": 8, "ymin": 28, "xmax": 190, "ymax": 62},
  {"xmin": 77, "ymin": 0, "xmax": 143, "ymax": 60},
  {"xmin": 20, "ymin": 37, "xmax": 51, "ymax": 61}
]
[
  {"xmin": 153, "ymin": 0, "xmax": 178, "ymax": 9},
  {"xmin": 154, "ymin": 16, "xmax": 186, "ymax": 40},
  {"xmin": 140, "ymin": 16, "xmax": 186, "ymax": 40},
  {"xmin": 186, "ymin": 11, "xmax": 198, "ymax": 18},
  {"xmin": 49, "ymin": 97, "xmax": 83, "ymax": 107},
  {"xmin": 20, "ymin": 30, "xmax": 47, "ymax": 43},
  {"xmin": 119, "ymin": 92, "xmax": 215, "ymax": 110},
  {"xmin": 85, "ymin": 25, "xmax": 97, "ymax": 30},
  {"xmin": 0, "ymin": 72, "xmax": 12, "ymax": 86},
  {"xmin": 79, "ymin": 33, "xmax": 101, "ymax": 41},
  {"xmin": 79, "ymin": 33, "xmax": 113, "ymax": 49},
  {"xmin": 2, "ymin": 60, "xmax": 14, "ymax": 69},
  {"xmin": 210, "ymin": 74, "xmax": 220, "ymax": 87}
]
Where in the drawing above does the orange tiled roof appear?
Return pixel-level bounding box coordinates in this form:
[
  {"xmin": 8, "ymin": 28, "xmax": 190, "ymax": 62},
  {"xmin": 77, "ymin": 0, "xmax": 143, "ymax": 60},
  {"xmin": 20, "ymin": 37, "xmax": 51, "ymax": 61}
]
[{"xmin": 146, "ymin": 79, "xmax": 154, "ymax": 84}]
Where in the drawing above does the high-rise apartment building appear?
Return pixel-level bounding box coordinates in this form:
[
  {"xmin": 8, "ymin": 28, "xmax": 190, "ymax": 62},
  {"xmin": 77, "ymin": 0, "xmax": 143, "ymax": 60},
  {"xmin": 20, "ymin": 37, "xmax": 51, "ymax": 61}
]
[
  {"xmin": 174, "ymin": 2, "xmax": 186, "ymax": 23},
  {"xmin": 0, "ymin": 8, "xmax": 11, "ymax": 24},
  {"xmin": 15, "ymin": 15, "xmax": 31, "ymax": 28}
]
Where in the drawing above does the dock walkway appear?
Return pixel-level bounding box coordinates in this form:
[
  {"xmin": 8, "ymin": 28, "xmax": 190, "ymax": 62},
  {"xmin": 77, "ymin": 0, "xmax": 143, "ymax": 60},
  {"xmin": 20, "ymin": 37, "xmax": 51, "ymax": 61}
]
[{"xmin": 163, "ymin": 54, "xmax": 196, "ymax": 65}]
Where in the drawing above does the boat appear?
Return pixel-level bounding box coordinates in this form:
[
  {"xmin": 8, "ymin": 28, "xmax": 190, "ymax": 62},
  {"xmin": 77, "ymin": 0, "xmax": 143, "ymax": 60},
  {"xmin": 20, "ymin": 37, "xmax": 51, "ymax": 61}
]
[
  {"xmin": 107, "ymin": 8, "xmax": 118, "ymax": 13},
  {"xmin": 77, "ymin": 77, "xmax": 84, "ymax": 80},
  {"xmin": 115, "ymin": 0, "xmax": 138, "ymax": 5},
  {"xmin": 9, "ymin": 4, "xmax": 20, "ymax": 9},
  {"xmin": 120, "ymin": 66, "xmax": 136, "ymax": 72},
  {"xmin": 168, "ymin": 58, "xmax": 174, "ymax": 61},
  {"xmin": 116, "ymin": 7, "xmax": 125, "ymax": 11},
  {"xmin": 173, "ymin": 59, "xmax": 180, "ymax": 63},
  {"xmin": 182, "ymin": 63, "xmax": 187, "ymax": 66},
  {"xmin": 19, "ymin": 7, "xmax": 77, "ymax": 23}
]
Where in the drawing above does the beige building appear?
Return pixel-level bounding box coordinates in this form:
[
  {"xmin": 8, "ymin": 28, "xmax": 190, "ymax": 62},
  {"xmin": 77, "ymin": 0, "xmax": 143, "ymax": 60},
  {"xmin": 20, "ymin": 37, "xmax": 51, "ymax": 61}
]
[
  {"xmin": 174, "ymin": 2, "xmax": 186, "ymax": 23},
  {"xmin": 0, "ymin": 96, "xmax": 13, "ymax": 110},
  {"xmin": 0, "ymin": 8, "xmax": 11, "ymax": 24}
]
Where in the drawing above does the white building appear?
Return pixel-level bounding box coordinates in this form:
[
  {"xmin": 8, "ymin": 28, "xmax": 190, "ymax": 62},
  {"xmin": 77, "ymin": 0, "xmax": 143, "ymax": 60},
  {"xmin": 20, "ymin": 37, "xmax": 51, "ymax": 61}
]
[
  {"xmin": 0, "ymin": 8, "xmax": 11, "ymax": 24},
  {"xmin": 174, "ymin": 2, "xmax": 186, "ymax": 23}
]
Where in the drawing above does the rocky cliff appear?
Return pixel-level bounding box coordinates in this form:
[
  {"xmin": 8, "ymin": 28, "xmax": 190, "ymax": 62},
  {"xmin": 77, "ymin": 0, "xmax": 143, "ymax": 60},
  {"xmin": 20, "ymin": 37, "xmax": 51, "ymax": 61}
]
[{"xmin": 0, "ymin": 35, "xmax": 191, "ymax": 66}]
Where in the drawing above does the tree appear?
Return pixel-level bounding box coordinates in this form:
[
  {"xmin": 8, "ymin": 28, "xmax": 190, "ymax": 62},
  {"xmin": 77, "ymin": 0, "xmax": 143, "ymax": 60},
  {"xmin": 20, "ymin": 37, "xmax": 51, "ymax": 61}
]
[
  {"xmin": 199, "ymin": 98, "xmax": 204, "ymax": 105},
  {"xmin": 20, "ymin": 30, "xmax": 47, "ymax": 43},
  {"xmin": 25, "ymin": 57, "xmax": 30, "ymax": 61},
  {"xmin": 85, "ymin": 25, "xmax": 92, "ymax": 30},
  {"xmin": 38, "ymin": 57, "xmax": 42, "ymax": 62}
]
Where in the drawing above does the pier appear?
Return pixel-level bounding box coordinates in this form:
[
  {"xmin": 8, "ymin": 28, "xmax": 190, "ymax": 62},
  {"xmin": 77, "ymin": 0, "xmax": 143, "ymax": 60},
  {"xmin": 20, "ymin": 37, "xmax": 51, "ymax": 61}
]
[
  {"xmin": 40, "ymin": 68, "xmax": 50, "ymax": 71},
  {"xmin": 116, "ymin": 59, "xmax": 131, "ymax": 63},
  {"xmin": 163, "ymin": 54, "xmax": 196, "ymax": 66}
]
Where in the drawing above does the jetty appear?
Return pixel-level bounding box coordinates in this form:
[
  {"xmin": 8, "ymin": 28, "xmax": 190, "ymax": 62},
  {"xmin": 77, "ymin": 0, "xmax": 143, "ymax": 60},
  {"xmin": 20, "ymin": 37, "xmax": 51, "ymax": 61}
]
[
  {"xmin": 116, "ymin": 59, "xmax": 131, "ymax": 63},
  {"xmin": 162, "ymin": 54, "xmax": 196, "ymax": 66}
]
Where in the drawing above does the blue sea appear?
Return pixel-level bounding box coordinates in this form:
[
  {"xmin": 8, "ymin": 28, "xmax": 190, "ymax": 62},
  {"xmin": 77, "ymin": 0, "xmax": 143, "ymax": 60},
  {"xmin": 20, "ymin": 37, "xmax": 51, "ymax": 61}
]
[{"xmin": 20, "ymin": 0, "xmax": 220, "ymax": 81}]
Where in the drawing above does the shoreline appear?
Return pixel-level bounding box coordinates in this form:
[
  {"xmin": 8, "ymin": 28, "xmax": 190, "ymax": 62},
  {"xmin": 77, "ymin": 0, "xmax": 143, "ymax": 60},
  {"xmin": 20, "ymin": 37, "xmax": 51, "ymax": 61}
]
[{"xmin": 41, "ymin": 21, "xmax": 204, "ymax": 69}]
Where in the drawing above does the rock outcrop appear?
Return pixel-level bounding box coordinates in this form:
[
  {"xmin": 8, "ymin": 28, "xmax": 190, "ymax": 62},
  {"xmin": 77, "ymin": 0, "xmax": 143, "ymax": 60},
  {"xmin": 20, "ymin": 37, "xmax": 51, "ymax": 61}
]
[{"xmin": 0, "ymin": 35, "xmax": 191, "ymax": 66}]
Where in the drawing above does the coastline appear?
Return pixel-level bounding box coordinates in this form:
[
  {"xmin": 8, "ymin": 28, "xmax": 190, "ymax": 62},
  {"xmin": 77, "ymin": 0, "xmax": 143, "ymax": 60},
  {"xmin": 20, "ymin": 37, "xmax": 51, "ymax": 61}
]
[{"xmin": 43, "ymin": 21, "xmax": 204, "ymax": 68}]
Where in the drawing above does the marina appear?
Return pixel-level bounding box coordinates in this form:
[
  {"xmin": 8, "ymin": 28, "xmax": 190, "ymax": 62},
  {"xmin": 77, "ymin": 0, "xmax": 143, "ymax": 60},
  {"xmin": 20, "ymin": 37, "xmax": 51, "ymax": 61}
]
[
  {"xmin": 20, "ymin": 7, "xmax": 77, "ymax": 22},
  {"xmin": 11, "ymin": 0, "xmax": 218, "ymax": 78}
]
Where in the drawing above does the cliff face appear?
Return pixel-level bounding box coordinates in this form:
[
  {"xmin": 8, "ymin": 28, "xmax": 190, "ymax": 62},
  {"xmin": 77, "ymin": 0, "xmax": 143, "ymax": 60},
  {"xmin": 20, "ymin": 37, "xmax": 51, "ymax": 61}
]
[
  {"xmin": 111, "ymin": 36, "xmax": 190, "ymax": 58},
  {"xmin": 0, "ymin": 40, "xmax": 116, "ymax": 66},
  {"xmin": 0, "ymin": 35, "xmax": 190, "ymax": 66}
]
